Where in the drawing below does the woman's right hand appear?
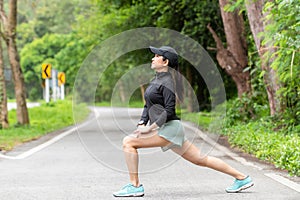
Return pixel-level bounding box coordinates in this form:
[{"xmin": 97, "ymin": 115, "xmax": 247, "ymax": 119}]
[{"xmin": 134, "ymin": 126, "xmax": 151, "ymax": 135}]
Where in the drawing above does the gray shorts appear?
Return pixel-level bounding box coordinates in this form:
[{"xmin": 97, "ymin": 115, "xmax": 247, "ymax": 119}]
[{"xmin": 158, "ymin": 120, "xmax": 186, "ymax": 152}]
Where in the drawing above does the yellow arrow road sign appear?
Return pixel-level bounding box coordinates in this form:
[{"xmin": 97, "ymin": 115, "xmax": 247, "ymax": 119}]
[
  {"xmin": 42, "ymin": 64, "xmax": 52, "ymax": 79},
  {"xmin": 58, "ymin": 72, "xmax": 66, "ymax": 86}
]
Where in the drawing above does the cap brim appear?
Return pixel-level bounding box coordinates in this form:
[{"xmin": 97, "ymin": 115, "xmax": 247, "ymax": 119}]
[{"xmin": 149, "ymin": 46, "xmax": 163, "ymax": 55}]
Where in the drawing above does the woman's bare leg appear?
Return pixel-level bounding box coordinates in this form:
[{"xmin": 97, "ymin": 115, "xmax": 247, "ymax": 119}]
[
  {"xmin": 171, "ymin": 140, "xmax": 246, "ymax": 179},
  {"xmin": 122, "ymin": 131, "xmax": 171, "ymax": 186}
]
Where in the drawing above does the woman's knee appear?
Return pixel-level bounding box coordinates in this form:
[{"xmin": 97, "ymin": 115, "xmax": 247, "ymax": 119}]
[{"xmin": 122, "ymin": 135, "xmax": 135, "ymax": 149}]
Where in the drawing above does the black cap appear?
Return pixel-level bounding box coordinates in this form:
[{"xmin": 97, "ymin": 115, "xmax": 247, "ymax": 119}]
[{"xmin": 149, "ymin": 46, "xmax": 178, "ymax": 68}]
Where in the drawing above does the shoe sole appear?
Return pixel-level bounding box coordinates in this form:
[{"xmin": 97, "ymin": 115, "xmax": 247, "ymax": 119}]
[
  {"xmin": 226, "ymin": 182, "xmax": 254, "ymax": 193},
  {"xmin": 113, "ymin": 192, "xmax": 144, "ymax": 197}
]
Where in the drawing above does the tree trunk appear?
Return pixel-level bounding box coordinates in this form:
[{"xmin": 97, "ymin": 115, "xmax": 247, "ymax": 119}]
[
  {"xmin": 118, "ymin": 80, "xmax": 126, "ymax": 103},
  {"xmin": 245, "ymin": 0, "xmax": 281, "ymax": 116},
  {"xmin": 207, "ymin": 0, "xmax": 251, "ymax": 97},
  {"xmin": 139, "ymin": 85, "xmax": 145, "ymax": 105},
  {"xmin": 0, "ymin": 0, "xmax": 29, "ymax": 125},
  {"xmin": 0, "ymin": 37, "xmax": 8, "ymax": 128}
]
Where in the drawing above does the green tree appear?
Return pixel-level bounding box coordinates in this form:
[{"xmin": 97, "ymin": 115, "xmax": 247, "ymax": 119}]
[
  {"xmin": 75, "ymin": 0, "xmax": 226, "ymax": 110},
  {"xmin": 20, "ymin": 34, "xmax": 71, "ymax": 100},
  {"xmin": 263, "ymin": 0, "xmax": 300, "ymax": 125},
  {"xmin": 15, "ymin": 0, "xmax": 92, "ymax": 100},
  {"xmin": 0, "ymin": 0, "xmax": 29, "ymax": 125},
  {"xmin": 16, "ymin": 0, "xmax": 89, "ymax": 49},
  {"xmin": 0, "ymin": 37, "xmax": 8, "ymax": 128},
  {"xmin": 208, "ymin": 0, "xmax": 250, "ymax": 98},
  {"xmin": 55, "ymin": 33, "xmax": 94, "ymax": 91}
]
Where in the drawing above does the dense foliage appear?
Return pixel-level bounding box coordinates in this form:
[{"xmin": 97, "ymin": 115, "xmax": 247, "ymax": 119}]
[
  {"xmin": 263, "ymin": 0, "xmax": 300, "ymax": 126},
  {"xmin": 16, "ymin": 0, "xmax": 229, "ymax": 110}
]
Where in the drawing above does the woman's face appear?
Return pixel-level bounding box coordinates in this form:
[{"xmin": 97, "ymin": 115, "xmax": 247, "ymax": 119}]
[{"xmin": 151, "ymin": 54, "xmax": 168, "ymax": 71}]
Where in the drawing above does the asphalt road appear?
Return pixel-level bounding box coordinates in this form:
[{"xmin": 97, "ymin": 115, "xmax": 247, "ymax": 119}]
[{"xmin": 0, "ymin": 107, "xmax": 299, "ymax": 200}]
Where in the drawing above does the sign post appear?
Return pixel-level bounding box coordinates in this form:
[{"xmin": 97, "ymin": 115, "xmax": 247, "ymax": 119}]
[
  {"xmin": 58, "ymin": 72, "xmax": 66, "ymax": 100},
  {"xmin": 52, "ymin": 69, "xmax": 57, "ymax": 101},
  {"xmin": 42, "ymin": 64, "xmax": 52, "ymax": 103}
]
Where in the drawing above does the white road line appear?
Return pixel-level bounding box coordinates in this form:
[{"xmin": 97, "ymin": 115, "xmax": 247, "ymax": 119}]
[
  {"xmin": 0, "ymin": 126, "xmax": 78, "ymax": 160},
  {"xmin": 182, "ymin": 122, "xmax": 300, "ymax": 193},
  {"xmin": 265, "ymin": 173, "xmax": 300, "ymax": 193},
  {"xmin": 0, "ymin": 109, "xmax": 99, "ymax": 160}
]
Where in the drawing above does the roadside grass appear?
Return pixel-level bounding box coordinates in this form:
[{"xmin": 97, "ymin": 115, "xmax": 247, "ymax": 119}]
[
  {"xmin": 95, "ymin": 100, "xmax": 144, "ymax": 108},
  {"xmin": 222, "ymin": 120, "xmax": 300, "ymax": 176},
  {"xmin": 0, "ymin": 100, "xmax": 90, "ymax": 151},
  {"xmin": 179, "ymin": 110, "xmax": 213, "ymax": 130}
]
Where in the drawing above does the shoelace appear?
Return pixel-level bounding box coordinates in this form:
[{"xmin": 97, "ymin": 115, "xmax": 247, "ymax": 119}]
[{"xmin": 122, "ymin": 183, "xmax": 133, "ymax": 189}]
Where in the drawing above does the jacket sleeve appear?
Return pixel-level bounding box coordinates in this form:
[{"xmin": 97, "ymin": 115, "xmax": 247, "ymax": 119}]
[
  {"xmin": 154, "ymin": 83, "xmax": 176, "ymax": 127},
  {"xmin": 162, "ymin": 84, "xmax": 176, "ymax": 119},
  {"xmin": 139, "ymin": 104, "xmax": 149, "ymax": 125}
]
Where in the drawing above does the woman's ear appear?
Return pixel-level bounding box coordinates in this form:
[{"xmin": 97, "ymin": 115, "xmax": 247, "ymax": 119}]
[{"xmin": 163, "ymin": 59, "xmax": 169, "ymax": 66}]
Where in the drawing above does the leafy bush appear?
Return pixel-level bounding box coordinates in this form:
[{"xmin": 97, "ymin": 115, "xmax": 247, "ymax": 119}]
[
  {"xmin": 225, "ymin": 119, "xmax": 300, "ymax": 176},
  {"xmin": 224, "ymin": 95, "xmax": 269, "ymax": 127}
]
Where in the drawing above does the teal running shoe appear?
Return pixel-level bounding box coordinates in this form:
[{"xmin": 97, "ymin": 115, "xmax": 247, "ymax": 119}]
[
  {"xmin": 113, "ymin": 183, "xmax": 144, "ymax": 197},
  {"xmin": 226, "ymin": 176, "xmax": 254, "ymax": 193}
]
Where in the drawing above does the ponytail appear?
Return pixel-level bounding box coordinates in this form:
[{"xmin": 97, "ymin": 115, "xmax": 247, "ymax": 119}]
[
  {"xmin": 162, "ymin": 52, "xmax": 184, "ymax": 102},
  {"xmin": 170, "ymin": 66, "xmax": 184, "ymax": 103}
]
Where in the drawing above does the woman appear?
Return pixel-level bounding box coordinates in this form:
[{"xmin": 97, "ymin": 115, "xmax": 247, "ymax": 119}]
[{"xmin": 113, "ymin": 46, "xmax": 254, "ymax": 197}]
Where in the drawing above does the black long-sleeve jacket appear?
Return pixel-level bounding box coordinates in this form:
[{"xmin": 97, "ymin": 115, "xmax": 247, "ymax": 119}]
[{"xmin": 139, "ymin": 72, "xmax": 180, "ymax": 127}]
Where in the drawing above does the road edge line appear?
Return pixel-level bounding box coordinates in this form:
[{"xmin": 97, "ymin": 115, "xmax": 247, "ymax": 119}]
[
  {"xmin": 0, "ymin": 124, "xmax": 81, "ymax": 160},
  {"xmin": 265, "ymin": 173, "xmax": 300, "ymax": 193},
  {"xmin": 0, "ymin": 109, "xmax": 98, "ymax": 160}
]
